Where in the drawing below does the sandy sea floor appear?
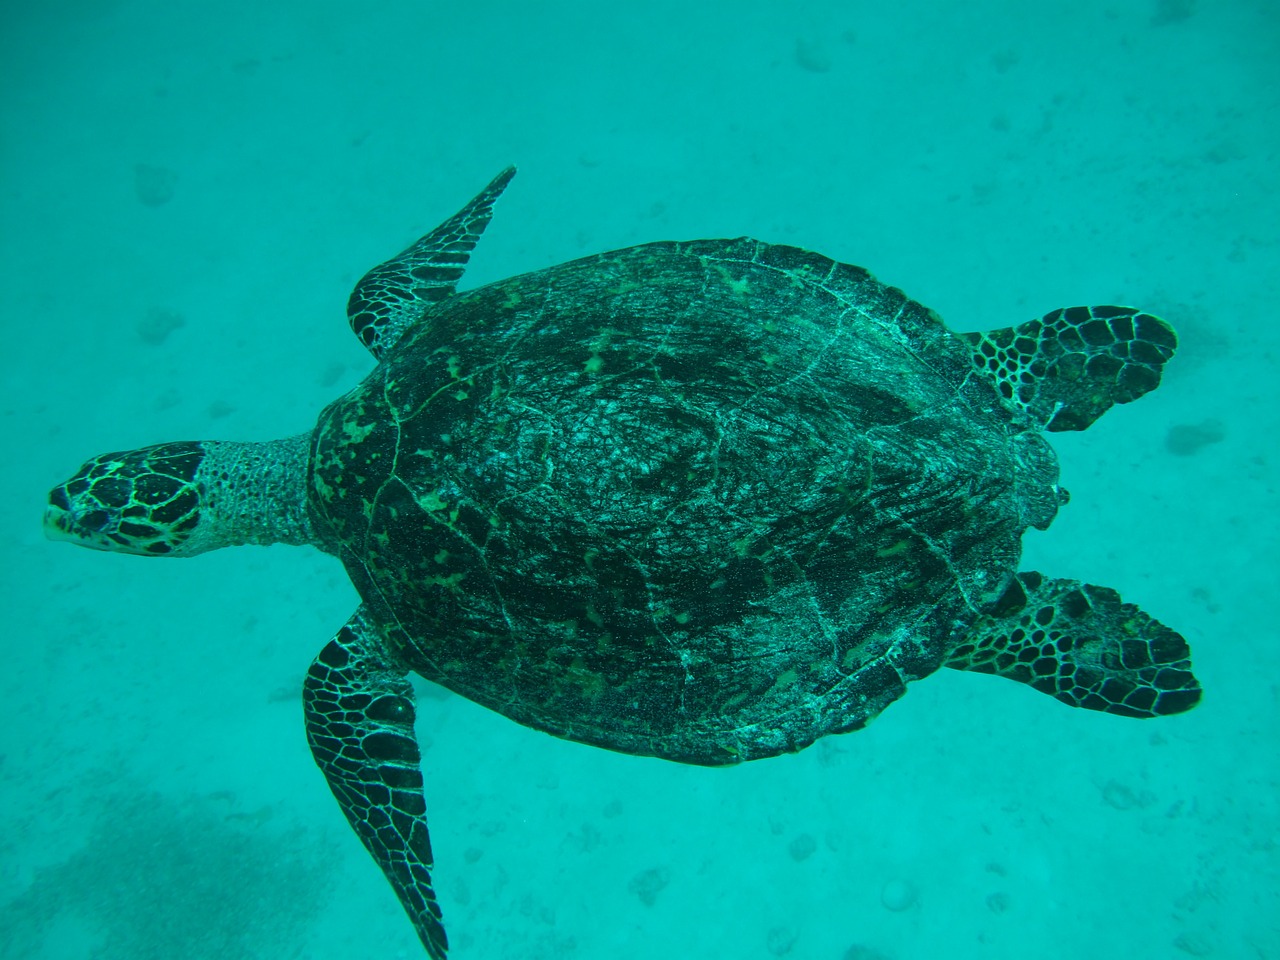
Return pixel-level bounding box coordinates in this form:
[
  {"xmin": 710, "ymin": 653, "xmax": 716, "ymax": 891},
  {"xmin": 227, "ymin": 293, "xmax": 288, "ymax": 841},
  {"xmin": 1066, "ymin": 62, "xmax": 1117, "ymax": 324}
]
[{"xmin": 1, "ymin": 2, "xmax": 1276, "ymax": 958}]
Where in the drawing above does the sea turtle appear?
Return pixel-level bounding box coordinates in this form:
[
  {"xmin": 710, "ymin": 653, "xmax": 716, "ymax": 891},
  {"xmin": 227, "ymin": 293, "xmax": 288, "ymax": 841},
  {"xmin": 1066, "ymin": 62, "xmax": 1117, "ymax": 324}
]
[{"xmin": 44, "ymin": 168, "xmax": 1200, "ymax": 957}]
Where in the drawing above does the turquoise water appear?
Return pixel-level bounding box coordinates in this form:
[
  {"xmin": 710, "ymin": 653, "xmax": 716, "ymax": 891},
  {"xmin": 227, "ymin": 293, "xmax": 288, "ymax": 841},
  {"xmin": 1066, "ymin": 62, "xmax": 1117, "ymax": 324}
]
[{"xmin": 2, "ymin": 1, "xmax": 1276, "ymax": 958}]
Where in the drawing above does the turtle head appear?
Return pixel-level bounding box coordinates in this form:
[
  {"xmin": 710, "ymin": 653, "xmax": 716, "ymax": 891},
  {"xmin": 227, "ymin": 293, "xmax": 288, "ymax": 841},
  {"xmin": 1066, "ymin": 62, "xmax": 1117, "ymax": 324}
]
[{"xmin": 44, "ymin": 442, "xmax": 209, "ymax": 556}]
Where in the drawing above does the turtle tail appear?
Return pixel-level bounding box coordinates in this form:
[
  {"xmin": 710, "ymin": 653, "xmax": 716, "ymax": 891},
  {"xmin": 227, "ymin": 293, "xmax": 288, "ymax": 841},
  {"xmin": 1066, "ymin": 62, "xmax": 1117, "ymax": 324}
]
[
  {"xmin": 961, "ymin": 306, "xmax": 1177, "ymax": 431},
  {"xmin": 945, "ymin": 572, "xmax": 1201, "ymax": 719}
]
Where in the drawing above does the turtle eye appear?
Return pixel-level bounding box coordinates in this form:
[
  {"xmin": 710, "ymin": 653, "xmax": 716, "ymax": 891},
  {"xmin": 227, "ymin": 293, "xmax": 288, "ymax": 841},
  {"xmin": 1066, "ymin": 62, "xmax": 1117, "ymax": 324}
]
[{"xmin": 48, "ymin": 486, "xmax": 71, "ymax": 511}]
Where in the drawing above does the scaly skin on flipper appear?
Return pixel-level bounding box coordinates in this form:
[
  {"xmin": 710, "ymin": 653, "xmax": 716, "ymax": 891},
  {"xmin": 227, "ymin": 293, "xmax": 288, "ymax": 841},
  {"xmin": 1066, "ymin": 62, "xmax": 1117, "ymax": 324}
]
[
  {"xmin": 945, "ymin": 572, "xmax": 1201, "ymax": 717},
  {"xmin": 961, "ymin": 306, "xmax": 1178, "ymax": 431},
  {"xmin": 303, "ymin": 607, "xmax": 446, "ymax": 960},
  {"xmin": 346, "ymin": 167, "xmax": 516, "ymax": 359}
]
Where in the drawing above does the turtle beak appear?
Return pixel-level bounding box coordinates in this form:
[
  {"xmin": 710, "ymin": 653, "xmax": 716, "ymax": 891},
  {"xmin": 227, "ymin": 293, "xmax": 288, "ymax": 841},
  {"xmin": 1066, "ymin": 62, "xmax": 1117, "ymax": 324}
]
[
  {"xmin": 44, "ymin": 486, "xmax": 74, "ymax": 541},
  {"xmin": 43, "ymin": 501, "xmax": 84, "ymax": 545},
  {"xmin": 43, "ymin": 486, "xmax": 112, "ymax": 550}
]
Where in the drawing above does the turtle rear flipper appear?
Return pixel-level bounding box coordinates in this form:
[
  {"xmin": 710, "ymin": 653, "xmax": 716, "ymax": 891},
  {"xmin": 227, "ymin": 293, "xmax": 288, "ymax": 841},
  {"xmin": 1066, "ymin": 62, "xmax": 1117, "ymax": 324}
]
[
  {"xmin": 945, "ymin": 572, "xmax": 1201, "ymax": 718},
  {"xmin": 304, "ymin": 608, "xmax": 448, "ymax": 959},
  {"xmin": 962, "ymin": 306, "xmax": 1178, "ymax": 431}
]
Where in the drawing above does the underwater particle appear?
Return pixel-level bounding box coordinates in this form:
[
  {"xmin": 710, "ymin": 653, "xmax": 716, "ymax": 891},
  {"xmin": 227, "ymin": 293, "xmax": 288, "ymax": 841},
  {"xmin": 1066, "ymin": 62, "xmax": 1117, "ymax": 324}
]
[
  {"xmin": 1101, "ymin": 779, "xmax": 1154, "ymax": 811},
  {"xmin": 134, "ymin": 163, "xmax": 177, "ymax": 207},
  {"xmin": 794, "ymin": 38, "xmax": 831, "ymax": 73},
  {"xmin": 987, "ymin": 891, "xmax": 1010, "ymax": 913},
  {"xmin": 990, "ymin": 49, "xmax": 1020, "ymax": 73},
  {"xmin": 567, "ymin": 821, "xmax": 601, "ymax": 853},
  {"xmin": 318, "ymin": 360, "xmax": 348, "ymax": 388},
  {"xmin": 788, "ymin": 832, "xmax": 817, "ymax": 861},
  {"xmin": 626, "ymin": 866, "xmax": 670, "ymax": 906},
  {"xmin": 880, "ymin": 877, "xmax": 918, "ymax": 911},
  {"xmin": 1151, "ymin": 0, "xmax": 1196, "ymax": 27},
  {"xmin": 1102, "ymin": 779, "xmax": 1138, "ymax": 809},
  {"xmin": 1173, "ymin": 930, "xmax": 1213, "ymax": 956},
  {"xmin": 766, "ymin": 924, "xmax": 798, "ymax": 955},
  {"xmin": 1165, "ymin": 420, "xmax": 1225, "ymax": 456},
  {"xmin": 154, "ymin": 387, "xmax": 181, "ymax": 411},
  {"xmin": 844, "ymin": 944, "xmax": 891, "ymax": 960},
  {"xmin": 450, "ymin": 875, "xmax": 472, "ymax": 906},
  {"xmin": 137, "ymin": 306, "xmax": 185, "ymax": 345},
  {"xmin": 1189, "ymin": 585, "xmax": 1219, "ymax": 614}
]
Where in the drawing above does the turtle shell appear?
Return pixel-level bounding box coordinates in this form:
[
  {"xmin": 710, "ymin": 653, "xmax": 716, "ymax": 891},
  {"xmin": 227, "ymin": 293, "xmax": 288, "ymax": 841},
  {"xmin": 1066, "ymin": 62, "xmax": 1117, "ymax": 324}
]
[{"xmin": 309, "ymin": 238, "xmax": 1060, "ymax": 763}]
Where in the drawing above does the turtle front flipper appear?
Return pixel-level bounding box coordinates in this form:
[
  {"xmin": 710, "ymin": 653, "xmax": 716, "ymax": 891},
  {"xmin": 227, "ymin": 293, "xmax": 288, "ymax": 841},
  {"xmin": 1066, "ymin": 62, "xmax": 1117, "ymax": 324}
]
[
  {"xmin": 962, "ymin": 306, "xmax": 1177, "ymax": 431},
  {"xmin": 945, "ymin": 572, "xmax": 1201, "ymax": 718},
  {"xmin": 346, "ymin": 166, "xmax": 516, "ymax": 359},
  {"xmin": 303, "ymin": 608, "xmax": 448, "ymax": 959}
]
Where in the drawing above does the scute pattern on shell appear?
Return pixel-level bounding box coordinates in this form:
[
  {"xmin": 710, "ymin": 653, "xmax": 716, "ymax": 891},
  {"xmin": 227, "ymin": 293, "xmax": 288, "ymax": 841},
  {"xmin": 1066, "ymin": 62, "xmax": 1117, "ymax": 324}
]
[{"xmin": 310, "ymin": 238, "xmax": 1060, "ymax": 763}]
